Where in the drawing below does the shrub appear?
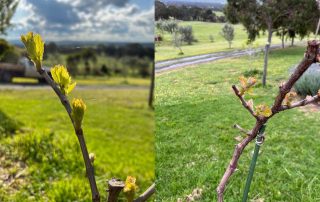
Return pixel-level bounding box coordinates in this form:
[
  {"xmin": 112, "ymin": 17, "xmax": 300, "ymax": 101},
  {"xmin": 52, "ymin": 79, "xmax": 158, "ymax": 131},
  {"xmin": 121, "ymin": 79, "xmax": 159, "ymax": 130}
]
[
  {"xmin": 0, "ymin": 39, "xmax": 20, "ymax": 63},
  {"xmin": 294, "ymin": 63, "xmax": 320, "ymax": 96},
  {"xmin": 220, "ymin": 23, "xmax": 234, "ymax": 48},
  {"xmin": 178, "ymin": 25, "xmax": 195, "ymax": 45},
  {"xmin": 243, "ymin": 69, "xmax": 263, "ymax": 77},
  {"xmin": 162, "ymin": 19, "xmax": 178, "ymax": 34},
  {"xmin": 101, "ymin": 64, "xmax": 111, "ymax": 75},
  {"xmin": 172, "ymin": 32, "xmax": 183, "ymax": 55},
  {"xmin": 209, "ymin": 35, "xmax": 214, "ymax": 43},
  {"xmin": 0, "ymin": 110, "xmax": 21, "ymax": 138}
]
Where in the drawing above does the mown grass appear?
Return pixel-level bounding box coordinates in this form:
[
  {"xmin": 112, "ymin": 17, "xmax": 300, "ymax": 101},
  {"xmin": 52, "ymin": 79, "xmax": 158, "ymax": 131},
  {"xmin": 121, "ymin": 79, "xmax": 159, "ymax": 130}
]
[
  {"xmin": 0, "ymin": 84, "xmax": 154, "ymax": 201},
  {"xmin": 155, "ymin": 46, "xmax": 320, "ymax": 201},
  {"xmin": 155, "ymin": 21, "xmax": 309, "ymax": 61},
  {"xmin": 13, "ymin": 76, "xmax": 150, "ymax": 86}
]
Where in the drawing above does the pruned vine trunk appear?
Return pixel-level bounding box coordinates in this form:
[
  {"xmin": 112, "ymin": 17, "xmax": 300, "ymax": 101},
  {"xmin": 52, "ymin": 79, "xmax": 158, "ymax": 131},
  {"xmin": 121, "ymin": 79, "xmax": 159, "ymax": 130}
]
[{"xmin": 216, "ymin": 40, "xmax": 319, "ymax": 202}]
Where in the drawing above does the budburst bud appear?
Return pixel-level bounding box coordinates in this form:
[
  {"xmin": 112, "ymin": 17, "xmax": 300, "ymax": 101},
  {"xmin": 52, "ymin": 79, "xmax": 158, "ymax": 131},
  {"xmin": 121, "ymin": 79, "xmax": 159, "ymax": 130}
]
[
  {"xmin": 21, "ymin": 32, "xmax": 44, "ymax": 70},
  {"xmin": 71, "ymin": 98, "xmax": 86, "ymax": 130}
]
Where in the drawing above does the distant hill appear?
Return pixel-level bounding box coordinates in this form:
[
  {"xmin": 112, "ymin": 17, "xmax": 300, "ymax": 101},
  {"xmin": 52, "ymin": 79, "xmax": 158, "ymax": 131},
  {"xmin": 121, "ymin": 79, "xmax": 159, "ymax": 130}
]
[
  {"xmin": 161, "ymin": 0, "xmax": 226, "ymax": 9},
  {"xmin": 9, "ymin": 39, "xmax": 153, "ymax": 49}
]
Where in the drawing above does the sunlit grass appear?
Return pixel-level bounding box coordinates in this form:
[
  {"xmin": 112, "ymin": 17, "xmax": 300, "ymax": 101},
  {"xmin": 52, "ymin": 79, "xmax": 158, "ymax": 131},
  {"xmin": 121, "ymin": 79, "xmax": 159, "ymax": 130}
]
[
  {"xmin": 155, "ymin": 46, "xmax": 320, "ymax": 201},
  {"xmin": 0, "ymin": 86, "xmax": 154, "ymax": 201},
  {"xmin": 12, "ymin": 76, "xmax": 150, "ymax": 86},
  {"xmin": 155, "ymin": 21, "xmax": 310, "ymax": 61}
]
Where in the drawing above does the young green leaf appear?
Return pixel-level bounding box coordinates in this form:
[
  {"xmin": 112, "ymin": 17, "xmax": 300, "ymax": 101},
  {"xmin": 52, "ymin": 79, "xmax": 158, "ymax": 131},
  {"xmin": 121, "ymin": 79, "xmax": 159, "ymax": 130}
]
[
  {"xmin": 20, "ymin": 32, "xmax": 44, "ymax": 70},
  {"xmin": 283, "ymin": 92, "xmax": 297, "ymax": 107},
  {"xmin": 239, "ymin": 76, "xmax": 256, "ymax": 96},
  {"xmin": 51, "ymin": 65, "xmax": 76, "ymax": 95},
  {"xmin": 255, "ymin": 104, "xmax": 272, "ymax": 117}
]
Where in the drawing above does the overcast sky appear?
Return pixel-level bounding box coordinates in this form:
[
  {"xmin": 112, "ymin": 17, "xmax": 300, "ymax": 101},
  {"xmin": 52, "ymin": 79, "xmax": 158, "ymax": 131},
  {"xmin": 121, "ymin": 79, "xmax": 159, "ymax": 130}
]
[{"xmin": 5, "ymin": 0, "xmax": 154, "ymax": 43}]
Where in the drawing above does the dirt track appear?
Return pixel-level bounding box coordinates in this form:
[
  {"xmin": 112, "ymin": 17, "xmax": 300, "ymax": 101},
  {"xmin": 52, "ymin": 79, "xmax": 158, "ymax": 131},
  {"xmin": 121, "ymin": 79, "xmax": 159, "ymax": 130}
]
[{"xmin": 155, "ymin": 44, "xmax": 285, "ymax": 73}]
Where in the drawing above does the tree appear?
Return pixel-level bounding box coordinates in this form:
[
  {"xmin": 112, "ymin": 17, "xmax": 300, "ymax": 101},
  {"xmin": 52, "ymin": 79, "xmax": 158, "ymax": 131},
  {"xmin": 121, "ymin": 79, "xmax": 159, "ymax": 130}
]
[
  {"xmin": 155, "ymin": 0, "xmax": 169, "ymax": 20},
  {"xmin": 172, "ymin": 31, "xmax": 183, "ymax": 55},
  {"xmin": 0, "ymin": 0, "xmax": 19, "ymax": 34},
  {"xmin": 285, "ymin": 2, "xmax": 319, "ymax": 46},
  {"xmin": 178, "ymin": 25, "xmax": 195, "ymax": 45},
  {"xmin": 220, "ymin": 24, "xmax": 234, "ymax": 48},
  {"xmin": 162, "ymin": 18, "xmax": 178, "ymax": 34},
  {"xmin": 224, "ymin": 0, "xmax": 319, "ymax": 87}
]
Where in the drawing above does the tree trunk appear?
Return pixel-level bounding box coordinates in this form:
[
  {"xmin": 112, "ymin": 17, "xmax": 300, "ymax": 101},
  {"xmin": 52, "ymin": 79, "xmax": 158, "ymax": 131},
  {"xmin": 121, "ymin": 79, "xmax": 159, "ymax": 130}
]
[
  {"xmin": 291, "ymin": 37, "xmax": 294, "ymax": 46},
  {"xmin": 281, "ymin": 30, "xmax": 285, "ymax": 49},
  {"xmin": 148, "ymin": 62, "xmax": 155, "ymax": 108},
  {"xmin": 262, "ymin": 28, "xmax": 273, "ymax": 87}
]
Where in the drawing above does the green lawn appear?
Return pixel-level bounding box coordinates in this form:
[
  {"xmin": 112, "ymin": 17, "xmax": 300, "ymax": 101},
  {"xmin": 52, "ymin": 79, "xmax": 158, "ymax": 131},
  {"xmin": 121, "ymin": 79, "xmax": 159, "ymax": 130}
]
[
  {"xmin": 13, "ymin": 76, "xmax": 150, "ymax": 86},
  {"xmin": 0, "ymin": 83, "xmax": 154, "ymax": 201},
  {"xmin": 155, "ymin": 21, "xmax": 307, "ymax": 61},
  {"xmin": 155, "ymin": 46, "xmax": 320, "ymax": 201}
]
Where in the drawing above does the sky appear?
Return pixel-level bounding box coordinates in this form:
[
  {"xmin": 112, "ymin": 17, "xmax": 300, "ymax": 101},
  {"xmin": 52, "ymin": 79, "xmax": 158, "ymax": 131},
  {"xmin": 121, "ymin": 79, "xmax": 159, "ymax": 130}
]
[{"xmin": 6, "ymin": 0, "xmax": 154, "ymax": 43}]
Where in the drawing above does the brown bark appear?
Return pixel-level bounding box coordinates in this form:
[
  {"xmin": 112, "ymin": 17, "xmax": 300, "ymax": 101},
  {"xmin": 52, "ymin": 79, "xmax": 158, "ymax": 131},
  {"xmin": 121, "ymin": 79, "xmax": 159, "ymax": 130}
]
[{"xmin": 107, "ymin": 179, "xmax": 125, "ymax": 202}]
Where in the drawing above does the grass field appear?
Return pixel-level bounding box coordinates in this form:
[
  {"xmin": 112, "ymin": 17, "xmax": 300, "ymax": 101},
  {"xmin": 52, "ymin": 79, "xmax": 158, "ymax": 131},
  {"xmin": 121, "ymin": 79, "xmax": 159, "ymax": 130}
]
[
  {"xmin": 0, "ymin": 81, "xmax": 154, "ymax": 201},
  {"xmin": 13, "ymin": 76, "xmax": 150, "ymax": 86},
  {"xmin": 155, "ymin": 21, "xmax": 308, "ymax": 61},
  {"xmin": 155, "ymin": 46, "xmax": 320, "ymax": 201}
]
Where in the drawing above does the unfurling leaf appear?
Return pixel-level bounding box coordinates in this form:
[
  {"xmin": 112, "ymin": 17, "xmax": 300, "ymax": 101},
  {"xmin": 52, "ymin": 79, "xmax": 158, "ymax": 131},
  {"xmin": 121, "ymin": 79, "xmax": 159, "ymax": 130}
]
[
  {"xmin": 51, "ymin": 65, "xmax": 76, "ymax": 95},
  {"xmin": 124, "ymin": 176, "xmax": 138, "ymax": 202},
  {"xmin": 283, "ymin": 92, "xmax": 297, "ymax": 107},
  {"xmin": 255, "ymin": 104, "xmax": 272, "ymax": 117},
  {"xmin": 21, "ymin": 32, "xmax": 44, "ymax": 70},
  {"xmin": 239, "ymin": 76, "xmax": 256, "ymax": 95},
  {"xmin": 71, "ymin": 98, "xmax": 86, "ymax": 130}
]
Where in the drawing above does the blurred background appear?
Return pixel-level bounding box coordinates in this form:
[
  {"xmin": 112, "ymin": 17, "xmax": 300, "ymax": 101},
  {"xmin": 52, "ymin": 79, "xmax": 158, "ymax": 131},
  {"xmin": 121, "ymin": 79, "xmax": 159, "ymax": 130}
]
[{"xmin": 0, "ymin": 0, "xmax": 154, "ymax": 201}]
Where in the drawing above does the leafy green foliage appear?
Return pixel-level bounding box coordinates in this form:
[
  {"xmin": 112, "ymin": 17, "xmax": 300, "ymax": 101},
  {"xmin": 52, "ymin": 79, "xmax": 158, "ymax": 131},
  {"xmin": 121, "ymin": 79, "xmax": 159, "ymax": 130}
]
[
  {"xmin": 50, "ymin": 65, "xmax": 76, "ymax": 95},
  {"xmin": 0, "ymin": 110, "xmax": 21, "ymax": 138},
  {"xmin": 294, "ymin": 64, "xmax": 320, "ymax": 96},
  {"xmin": 20, "ymin": 32, "xmax": 44, "ymax": 70},
  {"xmin": 220, "ymin": 24, "xmax": 234, "ymax": 48},
  {"xmin": 162, "ymin": 19, "xmax": 178, "ymax": 34},
  {"xmin": 0, "ymin": 39, "xmax": 20, "ymax": 63},
  {"xmin": 178, "ymin": 25, "xmax": 195, "ymax": 45},
  {"xmin": 0, "ymin": 0, "xmax": 19, "ymax": 34}
]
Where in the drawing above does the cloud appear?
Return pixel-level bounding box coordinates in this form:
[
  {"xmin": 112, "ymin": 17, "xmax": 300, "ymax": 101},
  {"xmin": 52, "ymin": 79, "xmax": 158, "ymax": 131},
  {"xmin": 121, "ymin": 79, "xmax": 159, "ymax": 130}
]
[{"xmin": 7, "ymin": 0, "xmax": 154, "ymax": 42}]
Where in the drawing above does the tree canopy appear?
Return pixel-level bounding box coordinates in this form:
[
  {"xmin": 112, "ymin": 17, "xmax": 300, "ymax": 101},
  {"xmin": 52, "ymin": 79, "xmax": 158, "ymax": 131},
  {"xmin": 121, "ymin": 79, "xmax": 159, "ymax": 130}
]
[{"xmin": 0, "ymin": 0, "xmax": 19, "ymax": 35}]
